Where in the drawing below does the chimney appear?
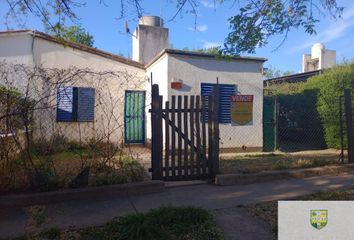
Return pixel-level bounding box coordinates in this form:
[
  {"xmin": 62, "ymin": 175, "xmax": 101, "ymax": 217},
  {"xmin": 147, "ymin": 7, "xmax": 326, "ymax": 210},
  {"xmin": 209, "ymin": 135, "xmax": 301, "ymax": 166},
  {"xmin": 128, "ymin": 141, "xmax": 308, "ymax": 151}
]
[{"xmin": 132, "ymin": 16, "xmax": 169, "ymax": 65}]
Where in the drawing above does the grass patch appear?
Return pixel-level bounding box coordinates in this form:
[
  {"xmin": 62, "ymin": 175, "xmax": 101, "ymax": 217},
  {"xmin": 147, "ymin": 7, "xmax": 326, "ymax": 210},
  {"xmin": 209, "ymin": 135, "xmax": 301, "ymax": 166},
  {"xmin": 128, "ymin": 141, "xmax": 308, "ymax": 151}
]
[
  {"xmin": 243, "ymin": 189, "xmax": 354, "ymax": 240},
  {"xmin": 220, "ymin": 153, "xmax": 340, "ymax": 174},
  {"xmin": 8, "ymin": 206, "xmax": 224, "ymax": 240},
  {"xmin": 0, "ymin": 149, "xmax": 147, "ymax": 194}
]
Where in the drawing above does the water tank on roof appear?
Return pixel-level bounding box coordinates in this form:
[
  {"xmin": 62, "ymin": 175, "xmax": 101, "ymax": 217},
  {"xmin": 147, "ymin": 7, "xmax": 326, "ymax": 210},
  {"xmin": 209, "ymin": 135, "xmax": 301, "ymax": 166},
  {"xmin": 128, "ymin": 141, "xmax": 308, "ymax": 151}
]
[
  {"xmin": 139, "ymin": 16, "xmax": 164, "ymax": 27},
  {"xmin": 311, "ymin": 43, "xmax": 325, "ymax": 59}
]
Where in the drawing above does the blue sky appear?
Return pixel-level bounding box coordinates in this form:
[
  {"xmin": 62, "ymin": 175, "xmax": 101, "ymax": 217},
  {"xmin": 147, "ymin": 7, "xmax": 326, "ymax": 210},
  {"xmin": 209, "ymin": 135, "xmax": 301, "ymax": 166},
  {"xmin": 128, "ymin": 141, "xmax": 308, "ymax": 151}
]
[{"xmin": 1, "ymin": 0, "xmax": 354, "ymax": 72}]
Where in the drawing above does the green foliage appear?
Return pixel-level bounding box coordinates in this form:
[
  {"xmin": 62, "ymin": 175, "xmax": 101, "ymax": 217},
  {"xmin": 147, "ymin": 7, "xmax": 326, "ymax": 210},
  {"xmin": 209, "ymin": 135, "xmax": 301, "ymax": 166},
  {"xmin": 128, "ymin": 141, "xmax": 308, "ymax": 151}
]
[
  {"xmin": 29, "ymin": 157, "xmax": 59, "ymax": 191},
  {"xmin": 264, "ymin": 65, "xmax": 296, "ymax": 79},
  {"xmin": 2, "ymin": 1, "xmax": 343, "ymax": 54},
  {"xmin": 48, "ymin": 23, "xmax": 94, "ymax": 47},
  {"xmin": 224, "ymin": 0, "xmax": 342, "ymax": 54},
  {"xmin": 31, "ymin": 135, "xmax": 70, "ymax": 156},
  {"xmin": 38, "ymin": 228, "xmax": 62, "ymax": 240},
  {"xmin": 277, "ymin": 90, "xmax": 327, "ymax": 150},
  {"xmin": 81, "ymin": 206, "xmax": 223, "ymax": 240},
  {"xmin": 304, "ymin": 62, "xmax": 354, "ymax": 148},
  {"xmin": 91, "ymin": 156, "xmax": 146, "ymax": 186}
]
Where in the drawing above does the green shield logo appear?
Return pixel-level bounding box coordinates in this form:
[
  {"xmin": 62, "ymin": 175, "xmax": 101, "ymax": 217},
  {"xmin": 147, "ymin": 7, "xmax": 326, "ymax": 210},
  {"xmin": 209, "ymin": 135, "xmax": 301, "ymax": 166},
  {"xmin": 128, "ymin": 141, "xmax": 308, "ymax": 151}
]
[{"xmin": 310, "ymin": 210, "xmax": 328, "ymax": 230}]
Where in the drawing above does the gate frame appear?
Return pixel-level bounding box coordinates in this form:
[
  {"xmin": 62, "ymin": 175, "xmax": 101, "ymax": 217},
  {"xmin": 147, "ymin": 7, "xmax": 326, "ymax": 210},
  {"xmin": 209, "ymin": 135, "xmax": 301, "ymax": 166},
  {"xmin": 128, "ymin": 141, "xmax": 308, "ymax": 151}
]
[
  {"xmin": 344, "ymin": 89, "xmax": 354, "ymax": 163},
  {"xmin": 150, "ymin": 84, "xmax": 220, "ymax": 180}
]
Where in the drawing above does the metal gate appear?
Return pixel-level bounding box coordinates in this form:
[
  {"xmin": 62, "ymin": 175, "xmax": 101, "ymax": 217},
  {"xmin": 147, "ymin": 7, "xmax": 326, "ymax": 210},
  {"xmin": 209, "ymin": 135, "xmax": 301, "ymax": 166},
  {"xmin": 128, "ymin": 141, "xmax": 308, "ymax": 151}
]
[
  {"xmin": 339, "ymin": 89, "xmax": 354, "ymax": 163},
  {"xmin": 263, "ymin": 91, "xmax": 278, "ymax": 151},
  {"xmin": 150, "ymin": 84, "xmax": 220, "ymax": 181}
]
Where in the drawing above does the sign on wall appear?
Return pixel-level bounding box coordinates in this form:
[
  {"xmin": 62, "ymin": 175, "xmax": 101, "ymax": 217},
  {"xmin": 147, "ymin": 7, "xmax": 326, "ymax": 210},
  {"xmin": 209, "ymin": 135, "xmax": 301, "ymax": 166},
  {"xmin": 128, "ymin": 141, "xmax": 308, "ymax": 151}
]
[{"xmin": 230, "ymin": 95, "xmax": 254, "ymax": 125}]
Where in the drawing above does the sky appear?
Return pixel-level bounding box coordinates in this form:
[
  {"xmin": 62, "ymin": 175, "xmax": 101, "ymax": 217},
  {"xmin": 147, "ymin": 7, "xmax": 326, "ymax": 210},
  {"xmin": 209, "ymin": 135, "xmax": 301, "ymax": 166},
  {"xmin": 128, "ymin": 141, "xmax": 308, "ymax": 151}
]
[{"xmin": 1, "ymin": 0, "xmax": 354, "ymax": 73}]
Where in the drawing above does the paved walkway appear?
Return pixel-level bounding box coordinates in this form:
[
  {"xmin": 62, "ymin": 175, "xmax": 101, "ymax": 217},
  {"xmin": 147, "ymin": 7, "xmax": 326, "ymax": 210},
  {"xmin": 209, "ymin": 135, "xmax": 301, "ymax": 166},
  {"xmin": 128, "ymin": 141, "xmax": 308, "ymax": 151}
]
[{"xmin": 1, "ymin": 173, "xmax": 354, "ymax": 239}]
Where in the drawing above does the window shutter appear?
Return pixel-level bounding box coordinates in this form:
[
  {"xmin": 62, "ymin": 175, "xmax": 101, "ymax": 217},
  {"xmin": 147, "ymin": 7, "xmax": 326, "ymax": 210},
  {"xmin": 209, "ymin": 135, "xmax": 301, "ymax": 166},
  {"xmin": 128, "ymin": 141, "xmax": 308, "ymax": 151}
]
[
  {"xmin": 77, "ymin": 87, "xmax": 95, "ymax": 122},
  {"xmin": 57, "ymin": 87, "xmax": 74, "ymax": 121},
  {"xmin": 201, "ymin": 83, "xmax": 236, "ymax": 123},
  {"xmin": 219, "ymin": 84, "xmax": 236, "ymax": 123},
  {"xmin": 201, "ymin": 83, "xmax": 215, "ymax": 122}
]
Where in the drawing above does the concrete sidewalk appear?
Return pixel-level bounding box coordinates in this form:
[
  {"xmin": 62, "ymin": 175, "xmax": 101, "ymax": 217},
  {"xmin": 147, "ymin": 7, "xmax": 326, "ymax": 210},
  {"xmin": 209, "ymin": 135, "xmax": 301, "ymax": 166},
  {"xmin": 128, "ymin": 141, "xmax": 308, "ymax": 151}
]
[{"xmin": 1, "ymin": 173, "xmax": 354, "ymax": 238}]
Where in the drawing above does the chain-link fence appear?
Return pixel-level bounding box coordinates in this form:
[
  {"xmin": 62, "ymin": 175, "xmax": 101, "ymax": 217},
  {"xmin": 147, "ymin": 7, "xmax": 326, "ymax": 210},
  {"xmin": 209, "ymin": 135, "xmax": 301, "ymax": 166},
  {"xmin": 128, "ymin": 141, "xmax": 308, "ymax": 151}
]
[{"xmin": 0, "ymin": 61, "xmax": 152, "ymax": 193}]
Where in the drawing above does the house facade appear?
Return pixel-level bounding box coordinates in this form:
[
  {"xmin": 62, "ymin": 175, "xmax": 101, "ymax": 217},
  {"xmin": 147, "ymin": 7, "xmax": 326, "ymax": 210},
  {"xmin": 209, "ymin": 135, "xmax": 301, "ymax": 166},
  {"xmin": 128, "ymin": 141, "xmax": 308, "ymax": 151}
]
[{"xmin": 0, "ymin": 16, "xmax": 267, "ymax": 152}]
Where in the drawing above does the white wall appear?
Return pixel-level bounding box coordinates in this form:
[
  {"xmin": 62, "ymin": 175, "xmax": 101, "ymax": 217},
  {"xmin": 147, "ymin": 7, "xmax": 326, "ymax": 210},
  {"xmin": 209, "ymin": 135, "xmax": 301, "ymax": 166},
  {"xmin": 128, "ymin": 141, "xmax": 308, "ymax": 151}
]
[
  {"xmin": 132, "ymin": 25, "xmax": 169, "ymax": 65},
  {"xmin": 0, "ymin": 33, "xmax": 145, "ymax": 145},
  {"xmin": 167, "ymin": 54, "xmax": 264, "ymax": 150},
  {"xmin": 145, "ymin": 54, "xmax": 169, "ymax": 141},
  {"xmin": 0, "ymin": 33, "xmax": 34, "ymax": 66}
]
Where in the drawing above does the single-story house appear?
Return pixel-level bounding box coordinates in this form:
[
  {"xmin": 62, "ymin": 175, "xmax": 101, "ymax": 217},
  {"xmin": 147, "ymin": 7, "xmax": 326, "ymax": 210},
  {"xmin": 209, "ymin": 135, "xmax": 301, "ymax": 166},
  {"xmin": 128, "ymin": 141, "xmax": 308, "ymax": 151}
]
[{"xmin": 0, "ymin": 16, "xmax": 267, "ymax": 151}]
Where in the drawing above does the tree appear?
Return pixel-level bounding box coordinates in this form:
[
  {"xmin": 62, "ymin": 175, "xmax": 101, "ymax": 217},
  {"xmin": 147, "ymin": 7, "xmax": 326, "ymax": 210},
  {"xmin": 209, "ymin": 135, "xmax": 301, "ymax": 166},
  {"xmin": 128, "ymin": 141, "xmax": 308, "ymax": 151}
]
[
  {"xmin": 264, "ymin": 65, "xmax": 296, "ymax": 79},
  {"xmin": 47, "ymin": 24, "xmax": 94, "ymax": 47},
  {"xmin": 2, "ymin": 0, "xmax": 343, "ymax": 55}
]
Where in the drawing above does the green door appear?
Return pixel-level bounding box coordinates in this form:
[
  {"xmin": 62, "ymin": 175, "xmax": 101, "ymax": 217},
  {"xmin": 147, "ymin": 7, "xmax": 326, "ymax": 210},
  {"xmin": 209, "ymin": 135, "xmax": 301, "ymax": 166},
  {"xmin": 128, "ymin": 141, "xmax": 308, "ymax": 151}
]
[
  {"xmin": 263, "ymin": 96, "xmax": 277, "ymax": 151},
  {"xmin": 124, "ymin": 91, "xmax": 145, "ymax": 144}
]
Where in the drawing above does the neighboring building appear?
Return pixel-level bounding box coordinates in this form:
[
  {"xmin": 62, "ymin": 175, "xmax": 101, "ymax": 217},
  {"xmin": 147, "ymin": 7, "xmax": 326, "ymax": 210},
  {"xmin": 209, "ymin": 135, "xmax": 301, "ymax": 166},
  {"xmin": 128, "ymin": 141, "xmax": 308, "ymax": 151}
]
[
  {"xmin": 302, "ymin": 43, "xmax": 336, "ymax": 72},
  {"xmin": 0, "ymin": 16, "xmax": 267, "ymax": 152},
  {"xmin": 264, "ymin": 70, "xmax": 322, "ymax": 86}
]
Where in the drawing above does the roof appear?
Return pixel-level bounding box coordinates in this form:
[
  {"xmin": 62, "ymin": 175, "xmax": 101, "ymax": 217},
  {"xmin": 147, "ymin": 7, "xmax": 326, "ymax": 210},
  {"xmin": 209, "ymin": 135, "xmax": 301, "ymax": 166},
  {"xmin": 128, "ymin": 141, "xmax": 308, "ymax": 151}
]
[
  {"xmin": 0, "ymin": 30, "xmax": 144, "ymax": 69},
  {"xmin": 264, "ymin": 69, "xmax": 323, "ymax": 86},
  {"xmin": 146, "ymin": 48, "xmax": 267, "ymax": 68}
]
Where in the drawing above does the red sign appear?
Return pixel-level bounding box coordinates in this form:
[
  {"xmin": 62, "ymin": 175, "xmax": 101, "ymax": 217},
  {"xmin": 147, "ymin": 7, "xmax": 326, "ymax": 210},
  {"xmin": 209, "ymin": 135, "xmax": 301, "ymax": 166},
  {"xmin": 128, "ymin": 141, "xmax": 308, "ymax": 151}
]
[
  {"xmin": 230, "ymin": 95, "xmax": 254, "ymax": 102},
  {"xmin": 171, "ymin": 82, "xmax": 182, "ymax": 89}
]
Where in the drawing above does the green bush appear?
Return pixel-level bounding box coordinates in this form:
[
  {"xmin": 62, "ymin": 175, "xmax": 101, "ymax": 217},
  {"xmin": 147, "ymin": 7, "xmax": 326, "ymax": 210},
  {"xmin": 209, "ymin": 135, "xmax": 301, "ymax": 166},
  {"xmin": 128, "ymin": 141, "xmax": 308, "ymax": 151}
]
[
  {"xmin": 31, "ymin": 134, "xmax": 69, "ymax": 156},
  {"xmin": 90, "ymin": 156, "xmax": 146, "ymax": 186},
  {"xmin": 305, "ymin": 62, "xmax": 354, "ymax": 148},
  {"xmin": 277, "ymin": 90, "xmax": 327, "ymax": 149},
  {"xmin": 81, "ymin": 206, "xmax": 223, "ymax": 240}
]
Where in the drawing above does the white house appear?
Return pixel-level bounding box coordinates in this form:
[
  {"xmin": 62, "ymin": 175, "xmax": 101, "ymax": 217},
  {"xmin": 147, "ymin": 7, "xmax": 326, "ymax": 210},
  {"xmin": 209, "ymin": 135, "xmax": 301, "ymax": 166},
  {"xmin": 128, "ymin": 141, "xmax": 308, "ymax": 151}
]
[{"xmin": 0, "ymin": 16, "xmax": 267, "ymax": 152}]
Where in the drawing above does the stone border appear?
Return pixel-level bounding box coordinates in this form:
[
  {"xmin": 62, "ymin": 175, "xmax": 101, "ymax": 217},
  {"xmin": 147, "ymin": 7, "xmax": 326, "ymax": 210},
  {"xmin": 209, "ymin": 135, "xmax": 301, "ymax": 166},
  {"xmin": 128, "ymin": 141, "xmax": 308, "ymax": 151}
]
[
  {"xmin": 215, "ymin": 164, "xmax": 354, "ymax": 186},
  {"xmin": 0, "ymin": 181, "xmax": 165, "ymax": 207}
]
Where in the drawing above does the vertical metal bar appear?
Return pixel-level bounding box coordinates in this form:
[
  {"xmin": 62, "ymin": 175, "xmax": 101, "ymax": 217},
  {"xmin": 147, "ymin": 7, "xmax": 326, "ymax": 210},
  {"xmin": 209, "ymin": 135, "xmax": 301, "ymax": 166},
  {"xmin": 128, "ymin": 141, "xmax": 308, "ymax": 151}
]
[
  {"xmin": 339, "ymin": 96, "xmax": 344, "ymax": 162},
  {"xmin": 344, "ymin": 89, "xmax": 354, "ymax": 163}
]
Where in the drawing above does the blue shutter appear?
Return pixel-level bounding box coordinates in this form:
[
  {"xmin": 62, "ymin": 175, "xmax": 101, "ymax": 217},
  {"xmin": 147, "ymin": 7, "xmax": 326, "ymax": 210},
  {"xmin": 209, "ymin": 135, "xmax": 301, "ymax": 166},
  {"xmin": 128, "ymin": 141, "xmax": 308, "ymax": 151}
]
[
  {"xmin": 201, "ymin": 83, "xmax": 216, "ymax": 122},
  {"xmin": 200, "ymin": 83, "xmax": 236, "ymax": 123},
  {"xmin": 219, "ymin": 84, "xmax": 236, "ymax": 123},
  {"xmin": 57, "ymin": 87, "xmax": 74, "ymax": 121},
  {"xmin": 77, "ymin": 87, "xmax": 95, "ymax": 122}
]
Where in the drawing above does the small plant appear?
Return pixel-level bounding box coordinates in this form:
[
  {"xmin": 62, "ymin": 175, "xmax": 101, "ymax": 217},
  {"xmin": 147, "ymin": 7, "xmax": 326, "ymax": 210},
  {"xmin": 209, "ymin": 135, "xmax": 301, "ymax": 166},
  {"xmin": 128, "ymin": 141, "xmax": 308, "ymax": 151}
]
[
  {"xmin": 81, "ymin": 206, "xmax": 224, "ymax": 240},
  {"xmin": 31, "ymin": 134, "xmax": 69, "ymax": 156},
  {"xmin": 90, "ymin": 156, "xmax": 146, "ymax": 186},
  {"xmin": 38, "ymin": 227, "xmax": 62, "ymax": 239},
  {"xmin": 25, "ymin": 204, "xmax": 48, "ymax": 236}
]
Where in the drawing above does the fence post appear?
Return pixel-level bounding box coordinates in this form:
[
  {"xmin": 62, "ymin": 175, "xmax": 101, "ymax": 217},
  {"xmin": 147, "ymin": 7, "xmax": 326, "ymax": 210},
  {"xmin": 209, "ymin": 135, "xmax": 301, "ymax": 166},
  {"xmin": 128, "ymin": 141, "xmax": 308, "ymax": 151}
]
[
  {"xmin": 212, "ymin": 86, "xmax": 220, "ymax": 176},
  {"xmin": 208, "ymin": 93, "xmax": 214, "ymax": 177},
  {"xmin": 208, "ymin": 86, "xmax": 220, "ymax": 178},
  {"xmin": 344, "ymin": 89, "xmax": 354, "ymax": 163},
  {"xmin": 151, "ymin": 84, "xmax": 163, "ymax": 180},
  {"xmin": 339, "ymin": 96, "xmax": 344, "ymax": 162}
]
